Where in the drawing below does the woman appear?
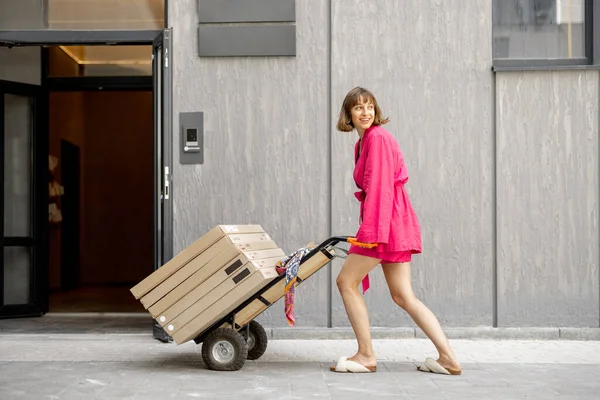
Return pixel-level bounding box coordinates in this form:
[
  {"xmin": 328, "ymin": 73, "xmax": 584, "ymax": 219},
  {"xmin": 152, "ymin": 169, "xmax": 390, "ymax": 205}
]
[{"xmin": 330, "ymin": 87, "xmax": 461, "ymax": 375}]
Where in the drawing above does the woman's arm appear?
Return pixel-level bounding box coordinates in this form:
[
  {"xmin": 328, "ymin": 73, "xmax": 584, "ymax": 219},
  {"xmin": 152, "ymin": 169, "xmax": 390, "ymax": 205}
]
[{"xmin": 356, "ymin": 134, "xmax": 395, "ymax": 244}]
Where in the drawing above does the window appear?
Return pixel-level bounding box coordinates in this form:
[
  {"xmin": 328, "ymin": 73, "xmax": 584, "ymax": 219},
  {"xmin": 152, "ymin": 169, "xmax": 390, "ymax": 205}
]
[{"xmin": 493, "ymin": 0, "xmax": 593, "ymax": 67}]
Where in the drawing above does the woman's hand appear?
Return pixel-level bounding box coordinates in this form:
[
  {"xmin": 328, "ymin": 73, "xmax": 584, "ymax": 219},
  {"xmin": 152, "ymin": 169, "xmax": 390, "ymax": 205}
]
[{"xmin": 347, "ymin": 238, "xmax": 378, "ymax": 248}]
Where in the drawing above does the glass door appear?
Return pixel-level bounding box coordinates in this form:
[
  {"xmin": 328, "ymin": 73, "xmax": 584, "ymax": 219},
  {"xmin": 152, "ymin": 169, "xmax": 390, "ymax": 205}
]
[
  {"xmin": 0, "ymin": 80, "xmax": 48, "ymax": 318},
  {"xmin": 152, "ymin": 28, "xmax": 173, "ymax": 341},
  {"xmin": 0, "ymin": 27, "xmax": 172, "ymax": 321},
  {"xmin": 152, "ymin": 28, "xmax": 173, "ymax": 273}
]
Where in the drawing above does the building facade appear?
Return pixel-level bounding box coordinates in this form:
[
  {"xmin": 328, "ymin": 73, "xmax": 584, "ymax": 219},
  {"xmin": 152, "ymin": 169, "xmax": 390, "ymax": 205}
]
[{"xmin": 0, "ymin": 0, "xmax": 598, "ymax": 331}]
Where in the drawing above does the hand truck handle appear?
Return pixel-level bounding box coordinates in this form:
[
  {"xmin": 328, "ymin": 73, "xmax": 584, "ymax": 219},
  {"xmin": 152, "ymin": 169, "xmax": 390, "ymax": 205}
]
[
  {"xmin": 305, "ymin": 236, "xmax": 377, "ymax": 259},
  {"xmin": 346, "ymin": 237, "xmax": 378, "ymax": 248}
]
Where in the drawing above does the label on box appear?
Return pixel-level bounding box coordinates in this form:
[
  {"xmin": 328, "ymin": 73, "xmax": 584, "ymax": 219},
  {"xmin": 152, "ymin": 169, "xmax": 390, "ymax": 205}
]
[{"xmin": 230, "ymin": 233, "xmax": 271, "ymax": 243}]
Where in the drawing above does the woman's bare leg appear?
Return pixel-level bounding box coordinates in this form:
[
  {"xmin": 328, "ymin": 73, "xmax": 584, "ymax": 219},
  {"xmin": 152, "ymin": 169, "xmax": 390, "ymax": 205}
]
[
  {"xmin": 334, "ymin": 253, "xmax": 381, "ymax": 368},
  {"xmin": 382, "ymin": 262, "xmax": 460, "ymax": 371}
]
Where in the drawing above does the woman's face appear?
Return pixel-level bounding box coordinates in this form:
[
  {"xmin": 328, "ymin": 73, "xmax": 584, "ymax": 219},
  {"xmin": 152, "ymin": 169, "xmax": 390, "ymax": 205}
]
[{"xmin": 350, "ymin": 98, "xmax": 375, "ymax": 132}]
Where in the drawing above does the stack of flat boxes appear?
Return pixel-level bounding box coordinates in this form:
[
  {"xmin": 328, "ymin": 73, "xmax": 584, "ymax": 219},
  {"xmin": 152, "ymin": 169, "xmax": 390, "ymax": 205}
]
[{"xmin": 130, "ymin": 225, "xmax": 285, "ymax": 344}]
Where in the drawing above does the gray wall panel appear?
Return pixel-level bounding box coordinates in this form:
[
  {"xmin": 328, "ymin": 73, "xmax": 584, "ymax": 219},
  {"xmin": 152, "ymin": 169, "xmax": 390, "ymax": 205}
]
[
  {"xmin": 331, "ymin": 0, "xmax": 494, "ymax": 327},
  {"xmin": 170, "ymin": 0, "xmax": 330, "ymax": 327},
  {"xmin": 198, "ymin": 25, "xmax": 296, "ymax": 57},
  {"xmin": 496, "ymin": 71, "xmax": 599, "ymax": 327},
  {"xmin": 168, "ymin": 0, "xmax": 599, "ymax": 329},
  {"xmin": 198, "ymin": 0, "xmax": 295, "ymax": 23},
  {"xmin": 0, "ymin": 0, "xmax": 46, "ymax": 29}
]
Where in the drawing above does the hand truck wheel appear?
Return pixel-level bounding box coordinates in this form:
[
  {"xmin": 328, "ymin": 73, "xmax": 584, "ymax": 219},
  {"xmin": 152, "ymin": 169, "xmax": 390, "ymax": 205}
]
[
  {"xmin": 240, "ymin": 320, "xmax": 268, "ymax": 360},
  {"xmin": 201, "ymin": 328, "xmax": 248, "ymax": 371}
]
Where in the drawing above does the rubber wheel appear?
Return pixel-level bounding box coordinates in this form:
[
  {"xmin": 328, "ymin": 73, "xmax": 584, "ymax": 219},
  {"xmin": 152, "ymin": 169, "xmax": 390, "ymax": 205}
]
[
  {"xmin": 240, "ymin": 320, "xmax": 268, "ymax": 360},
  {"xmin": 201, "ymin": 328, "xmax": 248, "ymax": 371}
]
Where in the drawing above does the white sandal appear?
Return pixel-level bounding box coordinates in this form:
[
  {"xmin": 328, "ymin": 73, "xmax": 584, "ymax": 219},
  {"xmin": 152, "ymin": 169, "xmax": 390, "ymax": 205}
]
[
  {"xmin": 330, "ymin": 356, "xmax": 377, "ymax": 373},
  {"xmin": 417, "ymin": 357, "xmax": 461, "ymax": 375}
]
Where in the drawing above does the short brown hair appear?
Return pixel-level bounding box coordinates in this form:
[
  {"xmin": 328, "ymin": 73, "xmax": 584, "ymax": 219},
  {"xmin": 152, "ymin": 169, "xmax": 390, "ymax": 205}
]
[{"xmin": 336, "ymin": 87, "xmax": 389, "ymax": 132}]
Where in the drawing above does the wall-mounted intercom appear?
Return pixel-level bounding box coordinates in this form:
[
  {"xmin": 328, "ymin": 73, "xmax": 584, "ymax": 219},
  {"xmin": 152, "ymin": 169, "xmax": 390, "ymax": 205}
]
[{"xmin": 180, "ymin": 111, "xmax": 204, "ymax": 165}]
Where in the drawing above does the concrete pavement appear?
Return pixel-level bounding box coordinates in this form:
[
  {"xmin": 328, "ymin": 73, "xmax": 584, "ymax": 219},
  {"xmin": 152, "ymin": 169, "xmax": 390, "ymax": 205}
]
[{"xmin": 1, "ymin": 315, "xmax": 599, "ymax": 399}]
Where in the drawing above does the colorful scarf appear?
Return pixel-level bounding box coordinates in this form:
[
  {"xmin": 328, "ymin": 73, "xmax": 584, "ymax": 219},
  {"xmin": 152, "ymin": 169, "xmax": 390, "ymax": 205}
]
[{"xmin": 276, "ymin": 246, "xmax": 313, "ymax": 326}]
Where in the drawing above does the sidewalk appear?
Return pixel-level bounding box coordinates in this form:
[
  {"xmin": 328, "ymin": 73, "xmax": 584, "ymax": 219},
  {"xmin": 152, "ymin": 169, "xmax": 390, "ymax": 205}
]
[{"xmin": 1, "ymin": 316, "xmax": 599, "ymax": 399}]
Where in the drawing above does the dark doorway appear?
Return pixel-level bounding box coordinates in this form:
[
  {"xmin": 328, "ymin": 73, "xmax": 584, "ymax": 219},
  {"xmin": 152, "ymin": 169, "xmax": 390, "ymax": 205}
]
[
  {"xmin": 48, "ymin": 90, "xmax": 155, "ymax": 313},
  {"xmin": 59, "ymin": 140, "xmax": 80, "ymax": 291}
]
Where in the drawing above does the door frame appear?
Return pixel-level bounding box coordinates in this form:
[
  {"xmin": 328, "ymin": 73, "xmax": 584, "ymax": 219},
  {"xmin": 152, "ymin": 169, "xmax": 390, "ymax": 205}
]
[
  {"xmin": 0, "ymin": 29, "xmax": 174, "ymax": 318},
  {"xmin": 0, "ymin": 80, "xmax": 48, "ymax": 318},
  {"xmin": 0, "ymin": 30, "xmax": 164, "ymax": 46}
]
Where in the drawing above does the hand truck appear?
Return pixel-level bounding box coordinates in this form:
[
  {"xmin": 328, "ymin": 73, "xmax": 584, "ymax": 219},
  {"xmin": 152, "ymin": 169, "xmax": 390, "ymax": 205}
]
[{"xmin": 191, "ymin": 236, "xmax": 375, "ymax": 371}]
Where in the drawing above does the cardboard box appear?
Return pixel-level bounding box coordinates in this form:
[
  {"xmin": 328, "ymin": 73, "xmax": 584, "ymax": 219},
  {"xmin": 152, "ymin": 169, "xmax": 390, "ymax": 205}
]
[
  {"xmin": 220, "ymin": 245, "xmax": 333, "ymax": 331},
  {"xmin": 168, "ymin": 262, "xmax": 279, "ymax": 344},
  {"xmin": 153, "ymin": 249, "xmax": 284, "ymax": 323},
  {"xmin": 146, "ymin": 245, "xmax": 240, "ymax": 318},
  {"xmin": 130, "ymin": 224, "xmax": 265, "ymax": 300},
  {"xmin": 139, "ymin": 232, "xmax": 276, "ymax": 309},
  {"xmin": 132, "ymin": 225, "xmax": 339, "ymax": 347}
]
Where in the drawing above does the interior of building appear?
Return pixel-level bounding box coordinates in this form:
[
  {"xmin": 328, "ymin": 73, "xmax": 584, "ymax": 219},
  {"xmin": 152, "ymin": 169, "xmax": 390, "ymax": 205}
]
[{"xmin": 45, "ymin": 45, "xmax": 154, "ymax": 313}]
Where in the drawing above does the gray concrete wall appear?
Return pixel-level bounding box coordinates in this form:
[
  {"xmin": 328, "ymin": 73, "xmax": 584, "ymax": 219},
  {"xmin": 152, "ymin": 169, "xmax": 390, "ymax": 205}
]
[
  {"xmin": 169, "ymin": 0, "xmax": 330, "ymax": 327},
  {"xmin": 330, "ymin": 0, "xmax": 494, "ymax": 328},
  {"xmin": 0, "ymin": 0, "xmax": 46, "ymax": 29},
  {"xmin": 169, "ymin": 0, "xmax": 600, "ymax": 328},
  {"xmin": 496, "ymin": 70, "xmax": 600, "ymax": 327}
]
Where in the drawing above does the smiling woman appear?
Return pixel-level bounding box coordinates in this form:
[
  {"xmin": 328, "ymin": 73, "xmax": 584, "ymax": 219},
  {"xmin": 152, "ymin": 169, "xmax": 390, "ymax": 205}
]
[
  {"xmin": 336, "ymin": 87, "xmax": 389, "ymax": 134},
  {"xmin": 331, "ymin": 87, "xmax": 460, "ymax": 376}
]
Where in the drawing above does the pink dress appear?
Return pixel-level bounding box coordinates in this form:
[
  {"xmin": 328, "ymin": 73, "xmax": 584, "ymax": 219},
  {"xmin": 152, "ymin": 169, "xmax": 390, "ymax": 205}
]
[{"xmin": 348, "ymin": 125, "xmax": 422, "ymax": 293}]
